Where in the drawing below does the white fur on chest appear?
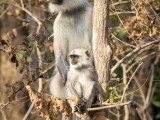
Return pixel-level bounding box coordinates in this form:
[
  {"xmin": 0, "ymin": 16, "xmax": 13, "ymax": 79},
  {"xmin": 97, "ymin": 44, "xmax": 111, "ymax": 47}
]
[
  {"xmin": 78, "ymin": 73, "xmax": 93, "ymax": 86},
  {"xmin": 68, "ymin": 68, "xmax": 94, "ymax": 88}
]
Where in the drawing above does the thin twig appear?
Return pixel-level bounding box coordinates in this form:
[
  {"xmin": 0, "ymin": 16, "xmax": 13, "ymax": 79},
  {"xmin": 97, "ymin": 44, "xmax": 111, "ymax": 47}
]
[
  {"xmin": 110, "ymin": 11, "xmax": 136, "ymax": 16},
  {"xmin": 127, "ymin": 47, "xmax": 153, "ymax": 65},
  {"xmin": 132, "ymin": 71, "xmax": 150, "ymax": 105},
  {"xmin": 87, "ymin": 101, "xmax": 131, "ymax": 111},
  {"xmin": 130, "ymin": 0, "xmax": 139, "ymax": 18},
  {"xmin": 20, "ymin": 0, "xmax": 24, "ymax": 8},
  {"xmin": 121, "ymin": 63, "xmax": 143, "ymax": 102},
  {"xmin": 122, "ymin": 64, "xmax": 129, "ymax": 120},
  {"xmin": 111, "ymin": 39, "xmax": 160, "ymax": 74},
  {"xmin": 0, "ymin": 96, "xmax": 29, "ymax": 111},
  {"xmin": 23, "ymin": 42, "xmax": 43, "ymax": 120},
  {"xmin": 0, "ymin": 0, "xmax": 12, "ymax": 18},
  {"xmin": 13, "ymin": 2, "xmax": 42, "ymax": 34},
  {"xmin": 0, "ymin": 97, "xmax": 7, "ymax": 120},
  {"xmin": 109, "ymin": 109, "xmax": 120, "ymax": 118},
  {"xmin": 23, "ymin": 102, "xmax": 35, "ymax": 120},
  {"xmin": 110, "ymin": 0, "xmax": 138, "ymax": 45},
  {"xmin": 112, "ymin": 33, "xmax": 136, "ymax": 48},
  {"xmin": 125, "ymin": 75, "xmax": 149, "ymax": 97},
  {"xmin": 146, "ymin": 55, "xmax": 160, "ymax": 104},
  {"xmin": 110, "ymin": 1, "xmax": 130, "ymax": 7}
]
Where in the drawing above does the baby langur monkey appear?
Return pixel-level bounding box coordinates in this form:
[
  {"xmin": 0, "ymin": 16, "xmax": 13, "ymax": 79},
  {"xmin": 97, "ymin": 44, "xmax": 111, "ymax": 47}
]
[{"xmin": 66, "ymin": 48, "xmax": 99, "ymax": 112}]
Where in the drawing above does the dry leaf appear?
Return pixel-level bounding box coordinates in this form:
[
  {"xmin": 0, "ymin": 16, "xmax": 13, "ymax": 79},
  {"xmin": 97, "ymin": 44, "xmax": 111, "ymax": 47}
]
[{"xmin": 25, "ymin": 85, "xmax": 72, "ymax": 120}]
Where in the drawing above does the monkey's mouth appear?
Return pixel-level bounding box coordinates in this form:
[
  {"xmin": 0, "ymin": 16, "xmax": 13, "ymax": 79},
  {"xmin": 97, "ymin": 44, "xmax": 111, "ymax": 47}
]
[
  {"xmin": 50, "ymin": 0, "xmax": 63, "ymax": 5},
  {"xmin": 71, "ymin": 61, "xmax": 78, "ymax": 65}
]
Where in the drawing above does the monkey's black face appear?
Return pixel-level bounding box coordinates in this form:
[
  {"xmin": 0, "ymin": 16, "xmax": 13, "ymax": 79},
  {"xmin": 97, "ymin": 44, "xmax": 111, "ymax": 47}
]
[
  {"xmin": 50, "ymin": 0, "xmax": 63, "ymax": 4},
  {"xmin": 68, "ymin": 48, "xmax": 92, "ymax": 69},
  {"xmin": 69, "ymin": 54, "xmax": 79, "ymax": 65}
]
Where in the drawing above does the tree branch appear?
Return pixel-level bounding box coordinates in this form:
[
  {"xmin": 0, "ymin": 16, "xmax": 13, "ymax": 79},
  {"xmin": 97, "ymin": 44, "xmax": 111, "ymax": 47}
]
[
  {"xmin": 111, "ymin": 39, "xmax": 160, "ymax": 74},
  {"xmin": 13, "ymin": 2, "xmax": 42, "ymax": 34},
  {"xmin": 87, "ymin": 101, "xmax": 131, "ymax": 111}
]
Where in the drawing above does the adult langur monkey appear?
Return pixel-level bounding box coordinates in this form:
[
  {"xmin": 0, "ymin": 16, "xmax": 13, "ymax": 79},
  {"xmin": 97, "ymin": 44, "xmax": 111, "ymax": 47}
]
[
  {"xmin": 49, "ymin": 0, "xmax": 93, "ymax": 99},
  {"xmin": 49, "ymin": 0, "xmax": 94, "ymax": 119}
]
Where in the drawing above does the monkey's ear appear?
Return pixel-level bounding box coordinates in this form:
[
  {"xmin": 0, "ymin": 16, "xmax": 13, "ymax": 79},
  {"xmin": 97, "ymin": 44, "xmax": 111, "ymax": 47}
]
[{"xmin": 85, "ymin": 51, "xmax": 90, "ymax": 57}]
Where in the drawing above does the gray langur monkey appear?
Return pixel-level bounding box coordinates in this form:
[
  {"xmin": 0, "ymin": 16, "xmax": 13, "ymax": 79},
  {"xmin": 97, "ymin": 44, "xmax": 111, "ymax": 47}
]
[
  {"xmin": 50, "ymin": 48, "xmax": 99, "ymax": 104},
  {"xmin": 50, "ymin": 48, "xmax": 99, "ymax": 119},
  {"xmin": 66, "ymin": 48, "xmax": 99, "ymax": 110},
  {"xmin": 49, "ymin": 0, "xmax": 93, "ymax": 83}
]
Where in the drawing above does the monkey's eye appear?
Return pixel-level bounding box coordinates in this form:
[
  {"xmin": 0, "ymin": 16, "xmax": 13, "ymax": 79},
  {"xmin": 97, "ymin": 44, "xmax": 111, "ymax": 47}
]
[
  {"xmin": 69, "ymin": 55, "xmax": 79, "ymax": 59},
  {"xmin": 85, "ymin": 51, "xmax": 90, "ymax": 57}
]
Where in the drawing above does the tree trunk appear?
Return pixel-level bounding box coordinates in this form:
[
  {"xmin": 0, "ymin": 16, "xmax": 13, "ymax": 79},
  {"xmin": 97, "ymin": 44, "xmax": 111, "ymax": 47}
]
[{"xmin": 93, "ymin": 0, "xmax": 112, "ymax": 100}]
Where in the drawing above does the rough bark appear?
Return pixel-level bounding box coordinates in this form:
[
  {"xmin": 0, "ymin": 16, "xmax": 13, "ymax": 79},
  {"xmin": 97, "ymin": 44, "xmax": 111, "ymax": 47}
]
[{"xmin": 93, "ymin": 0, "xmax": 112, "ymax": 100}]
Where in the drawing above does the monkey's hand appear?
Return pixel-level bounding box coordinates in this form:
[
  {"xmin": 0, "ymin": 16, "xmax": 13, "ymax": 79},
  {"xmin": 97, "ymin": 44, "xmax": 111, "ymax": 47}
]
[
  {"xmin": 68, "ymin": 96, "xmax": 86, "ymax": 113},
  {"xmin": 75, "ymin": 99, "xmax": 86, "ymax": 114}
]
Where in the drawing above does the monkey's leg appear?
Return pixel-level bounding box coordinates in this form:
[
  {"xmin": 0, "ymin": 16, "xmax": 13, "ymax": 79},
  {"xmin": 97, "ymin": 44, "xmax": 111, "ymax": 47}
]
[
  {"xmin": 68, "ymin": 100, "xmax": 81, "ymax": 120},
  {"xmin": 66, "ymin": 83, "xmax": 83, "ymax": 120},
  {"xmin": 50, "ymin": 73, "xmax": 67, "ymax": 98},
  {"xmin": 83, "ymin": 82, "xmax": 96, "ymax": 108}
]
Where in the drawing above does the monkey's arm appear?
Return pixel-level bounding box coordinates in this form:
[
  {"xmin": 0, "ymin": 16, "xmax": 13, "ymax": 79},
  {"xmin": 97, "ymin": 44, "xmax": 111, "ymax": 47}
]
[
  {"xmin": 53, "ymin": 16, "xmax": 70, "ymax": 83},
  {"xmin": 54, "ymin": 32, "xmax": 69, "ymax": 83}
]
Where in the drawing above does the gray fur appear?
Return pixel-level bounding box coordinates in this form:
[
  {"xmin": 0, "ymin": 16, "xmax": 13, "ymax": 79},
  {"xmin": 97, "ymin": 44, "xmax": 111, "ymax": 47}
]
[
  {"xmin": 66, "ymin": 48, "xmax": 99, "ymax": 109},
  {"xmin": 49, "ymin": 0, "xmax": 93, "ymax": 82}
]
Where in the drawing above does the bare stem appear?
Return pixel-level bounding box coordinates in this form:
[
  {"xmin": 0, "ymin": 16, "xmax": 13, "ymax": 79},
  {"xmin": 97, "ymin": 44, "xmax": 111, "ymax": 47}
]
[{"xmin": 87, "ymin": 101, "xmax": 131, "ymax": 111}]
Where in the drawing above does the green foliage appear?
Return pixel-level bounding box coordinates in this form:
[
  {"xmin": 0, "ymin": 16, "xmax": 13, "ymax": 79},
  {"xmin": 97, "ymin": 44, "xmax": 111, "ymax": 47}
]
[
  {"xmin": 112, "ymin": 27, "xmax": 127, "ymax": 37},
  {"xmin": 16, "ymin": 50, "xmax": 33, "ymax": 64},
  {"xmin": 26, "ymin": 56, "xmax": 32, "ymax": 63},
  {"xmin": 118, "ymin": 82, "xmax": 125, "ymax": 87},
  {"xmin": 156, "ymin": 113, "xmax": 160, "ymax": 119},
  {"xmin": 0, "ymin": 0, "xmax": 10, "ymax": 14},
  {"xmin": 109, "ymin": 16, "xmax": 118, "ymax": 23},
  {"xmin": 152, "ymin": 96, "xmax": 160, "ymax": 107},
  {"xmin": 107, "ymin": 82, "xmax": 125, "ymax": 103},
  {"xmin": 16, "ymin": 50, "xmax": 27, "ymax": 61}
]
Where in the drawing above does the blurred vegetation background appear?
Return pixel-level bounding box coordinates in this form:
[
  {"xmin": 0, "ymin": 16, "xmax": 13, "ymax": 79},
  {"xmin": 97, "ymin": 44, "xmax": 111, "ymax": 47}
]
[{"xmin": 0, "ymin": 0, "xmax": 160, "ymax": 120}]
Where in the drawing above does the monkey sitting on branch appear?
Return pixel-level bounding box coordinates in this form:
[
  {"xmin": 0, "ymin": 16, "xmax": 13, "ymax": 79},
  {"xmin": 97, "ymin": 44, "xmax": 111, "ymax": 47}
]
[
  {"xmin": 50, "ymin": 48, "xmax": 100, "ymax": 110},
  {"xmin": 66, "ymin": 48, "xmax": 100, "ymax": 112}
]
